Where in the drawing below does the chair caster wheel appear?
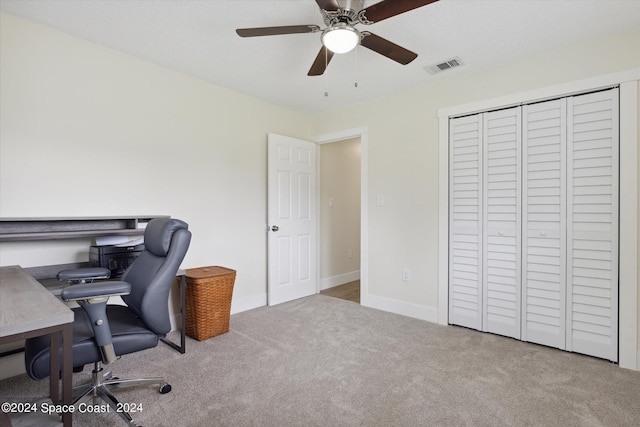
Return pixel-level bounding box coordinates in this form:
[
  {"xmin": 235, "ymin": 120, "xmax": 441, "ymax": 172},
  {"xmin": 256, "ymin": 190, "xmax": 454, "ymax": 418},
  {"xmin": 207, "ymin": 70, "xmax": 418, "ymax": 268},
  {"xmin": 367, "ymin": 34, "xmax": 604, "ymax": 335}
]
[{"xmin": 159, "ymin": 383, "xmax": 172, "ymax": 394}]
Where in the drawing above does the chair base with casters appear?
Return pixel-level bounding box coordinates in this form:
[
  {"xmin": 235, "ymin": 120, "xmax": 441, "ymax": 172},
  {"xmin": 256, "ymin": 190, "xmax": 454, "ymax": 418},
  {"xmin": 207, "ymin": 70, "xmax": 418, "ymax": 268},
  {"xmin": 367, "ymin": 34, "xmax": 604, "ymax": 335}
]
[
  {"xmin": 24, "ymin": 218, "xmax": 192, "ymax": 426},
  {"xmin": 71, "ymin": 361, "xmax": 171, "ymax": 426}
]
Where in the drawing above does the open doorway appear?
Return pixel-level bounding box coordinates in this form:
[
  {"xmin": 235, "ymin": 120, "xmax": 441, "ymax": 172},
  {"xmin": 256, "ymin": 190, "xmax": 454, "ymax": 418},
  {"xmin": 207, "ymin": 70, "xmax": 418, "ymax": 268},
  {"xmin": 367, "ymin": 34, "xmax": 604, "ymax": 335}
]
[{"xmin": 318, "ymin": 137, "xmax": 361, "ymax": 303}]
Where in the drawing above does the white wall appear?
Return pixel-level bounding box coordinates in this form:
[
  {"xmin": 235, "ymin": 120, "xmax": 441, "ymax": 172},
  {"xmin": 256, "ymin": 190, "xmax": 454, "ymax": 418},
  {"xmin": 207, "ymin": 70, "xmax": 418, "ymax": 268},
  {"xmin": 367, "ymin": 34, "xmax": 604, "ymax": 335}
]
[
  {"xmin": 319, "ymin": 137, "xmax": 361, "ymax": 288},
  {"xmin": 0, "ymin": 12, "xmax": 312, "ymax": 313}
]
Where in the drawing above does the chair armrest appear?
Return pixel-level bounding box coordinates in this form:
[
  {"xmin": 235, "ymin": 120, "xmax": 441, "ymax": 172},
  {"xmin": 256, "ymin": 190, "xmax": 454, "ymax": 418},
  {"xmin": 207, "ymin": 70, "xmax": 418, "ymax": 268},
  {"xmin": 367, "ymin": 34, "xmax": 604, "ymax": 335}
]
[
  {"xmin": 61, "ymin": 281, "xmax": 131, "ymax": 302},
  {"xmin": 61, "ymin": 281, "xmax": 131, "ymax": 364},
  {"xmin": 57, "ymin": 267, "xmax": 111, "ymax": 282}
]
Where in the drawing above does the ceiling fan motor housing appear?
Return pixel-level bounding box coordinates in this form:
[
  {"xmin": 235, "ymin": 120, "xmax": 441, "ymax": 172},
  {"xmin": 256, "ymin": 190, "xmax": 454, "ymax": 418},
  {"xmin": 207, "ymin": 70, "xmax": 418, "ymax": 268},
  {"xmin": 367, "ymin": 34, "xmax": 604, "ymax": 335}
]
[
  {"xmin": 337, "ymin": 0, "xmax": 364, "ymax": 14},
  {"xmin": 322, "ymin": 0, "xmax": 369, "ymax": 27}
]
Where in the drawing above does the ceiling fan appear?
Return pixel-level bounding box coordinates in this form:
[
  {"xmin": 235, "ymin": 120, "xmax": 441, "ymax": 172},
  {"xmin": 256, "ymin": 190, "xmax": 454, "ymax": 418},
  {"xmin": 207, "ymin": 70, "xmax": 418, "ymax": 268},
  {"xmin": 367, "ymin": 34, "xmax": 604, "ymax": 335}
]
[{"xmin": 236, "ymin": 0, "xmax": 439, "ymax": 76}]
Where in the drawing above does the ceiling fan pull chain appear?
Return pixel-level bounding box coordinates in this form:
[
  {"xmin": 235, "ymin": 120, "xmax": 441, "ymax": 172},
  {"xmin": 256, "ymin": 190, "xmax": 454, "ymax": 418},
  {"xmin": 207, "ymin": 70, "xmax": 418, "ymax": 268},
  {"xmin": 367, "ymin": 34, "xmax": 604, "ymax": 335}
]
[
  {"xmin": 354, "ymin": 47, "xmax": 359, "ymax": 88},
  {"xmin": 324, "ymin": 47, "xmax": 329, "ymax": 97}
]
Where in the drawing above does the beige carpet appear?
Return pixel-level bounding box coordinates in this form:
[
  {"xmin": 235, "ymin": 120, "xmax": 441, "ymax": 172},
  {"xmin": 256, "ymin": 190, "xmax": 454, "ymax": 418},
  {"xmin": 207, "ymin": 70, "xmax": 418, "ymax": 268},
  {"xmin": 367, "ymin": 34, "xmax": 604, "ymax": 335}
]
[{"xmin": 1, "ymin": 294, "xmax": 639, "ymax": 426}]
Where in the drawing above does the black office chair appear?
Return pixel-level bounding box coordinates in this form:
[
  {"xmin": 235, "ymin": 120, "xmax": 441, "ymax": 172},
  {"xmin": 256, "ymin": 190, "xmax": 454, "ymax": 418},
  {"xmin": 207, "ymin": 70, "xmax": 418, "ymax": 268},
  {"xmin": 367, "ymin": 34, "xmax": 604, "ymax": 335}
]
[{"xmin": 25, "ymin": 218, "xmax": 191, "ymax": 426}]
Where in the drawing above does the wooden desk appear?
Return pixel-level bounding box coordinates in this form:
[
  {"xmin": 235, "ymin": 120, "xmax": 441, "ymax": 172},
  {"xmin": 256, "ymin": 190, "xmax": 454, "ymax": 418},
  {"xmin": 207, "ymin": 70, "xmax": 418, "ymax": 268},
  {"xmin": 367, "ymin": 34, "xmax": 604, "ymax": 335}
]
[{"xmin": 0, "ymin": 265, "xmax": 74, "ymax": 427}]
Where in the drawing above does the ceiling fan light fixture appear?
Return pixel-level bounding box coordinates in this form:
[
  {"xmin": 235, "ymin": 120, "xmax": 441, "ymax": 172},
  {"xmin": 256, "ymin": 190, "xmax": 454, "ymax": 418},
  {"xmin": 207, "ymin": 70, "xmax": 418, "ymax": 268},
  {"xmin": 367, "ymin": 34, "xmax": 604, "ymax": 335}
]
[{"xmin": 322, "ymin": 24, "xmax": 360, "ymax": 54}]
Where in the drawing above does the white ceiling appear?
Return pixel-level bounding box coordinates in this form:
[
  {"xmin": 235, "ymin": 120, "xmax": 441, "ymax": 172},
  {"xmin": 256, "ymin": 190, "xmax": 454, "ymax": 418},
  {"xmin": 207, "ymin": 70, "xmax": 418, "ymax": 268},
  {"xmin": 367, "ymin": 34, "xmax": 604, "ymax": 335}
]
[{"xmin": 1, "ymin": 0, "xmax": 639, "ymax": 113}]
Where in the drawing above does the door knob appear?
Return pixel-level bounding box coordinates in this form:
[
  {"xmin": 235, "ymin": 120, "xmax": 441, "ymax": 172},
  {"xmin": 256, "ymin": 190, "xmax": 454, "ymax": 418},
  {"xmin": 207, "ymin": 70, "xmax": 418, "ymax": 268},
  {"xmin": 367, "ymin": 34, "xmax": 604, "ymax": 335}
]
[{"xmin": 271, "ymin": 225, "xmax": 279, "ymax": 232}]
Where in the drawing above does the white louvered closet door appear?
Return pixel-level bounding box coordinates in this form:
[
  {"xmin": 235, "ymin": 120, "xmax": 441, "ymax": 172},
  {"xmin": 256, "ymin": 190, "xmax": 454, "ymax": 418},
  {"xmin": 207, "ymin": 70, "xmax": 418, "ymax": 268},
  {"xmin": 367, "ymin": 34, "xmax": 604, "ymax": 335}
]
[
  {"xmin": 449, "ymin": 90, "xmax": 619, "ymax": 362},
  {"xmin": 521, "ymin": 99, "xmax": 567, "ymax": 349},
  {"xmin": 482, "ymin": 108, "xmax": 521, "ymax": 339},
  {"xmin": 566, "ymin": 89, "xmax": 619, "ymax": 362},
  {"xmin": 449, "ymin": 115, "xmax": 483, "ymax": 330}
]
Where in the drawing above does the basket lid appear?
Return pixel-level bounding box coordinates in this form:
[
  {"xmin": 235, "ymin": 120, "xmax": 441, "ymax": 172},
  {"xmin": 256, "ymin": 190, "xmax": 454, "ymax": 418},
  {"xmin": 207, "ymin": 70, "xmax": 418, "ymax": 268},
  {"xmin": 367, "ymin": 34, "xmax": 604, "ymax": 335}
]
[{"xmin": 186, "ymin": 266, "xmax": 235, "ymax": 279}]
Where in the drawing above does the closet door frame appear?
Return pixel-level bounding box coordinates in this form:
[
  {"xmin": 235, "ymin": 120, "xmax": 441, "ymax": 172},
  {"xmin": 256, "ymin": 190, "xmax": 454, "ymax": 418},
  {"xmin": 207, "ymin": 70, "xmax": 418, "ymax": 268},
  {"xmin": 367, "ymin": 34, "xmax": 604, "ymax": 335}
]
[{"xmin": 438, "ymin": 69, "xmax": 639, "ymax": 370}]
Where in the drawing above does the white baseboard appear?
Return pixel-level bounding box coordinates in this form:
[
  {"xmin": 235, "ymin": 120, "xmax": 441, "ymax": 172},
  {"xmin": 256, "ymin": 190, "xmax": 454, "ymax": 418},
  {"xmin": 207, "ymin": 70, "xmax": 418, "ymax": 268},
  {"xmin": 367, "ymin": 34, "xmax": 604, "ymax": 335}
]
[
  {"xmin": 364, "ymin": 293, "xmax": 439, "ymax": 324},
  {"xmin": 320, "ymin": 270, "xmax": 360, "ymax": 291},
  {"xmin": 636, "ymin": 351, "xmax": 640, "ymax": 371}
]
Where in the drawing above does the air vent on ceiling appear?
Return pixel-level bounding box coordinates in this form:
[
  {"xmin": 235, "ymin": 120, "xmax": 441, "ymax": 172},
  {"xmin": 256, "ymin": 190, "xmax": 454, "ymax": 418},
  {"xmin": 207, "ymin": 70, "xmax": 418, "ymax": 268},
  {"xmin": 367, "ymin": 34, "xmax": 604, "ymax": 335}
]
[{"xmin": 424, "ymin": 56, "xmax": 465, "ymax": 75}]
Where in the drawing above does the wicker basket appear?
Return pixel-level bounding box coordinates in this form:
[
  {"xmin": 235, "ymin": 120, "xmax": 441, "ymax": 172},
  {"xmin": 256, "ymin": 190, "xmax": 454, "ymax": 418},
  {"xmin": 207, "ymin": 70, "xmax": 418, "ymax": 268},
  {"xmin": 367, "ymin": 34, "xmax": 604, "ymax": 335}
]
[{"xmin": 184, "ymin": 266, "xmax": 236, "ymax": 341}]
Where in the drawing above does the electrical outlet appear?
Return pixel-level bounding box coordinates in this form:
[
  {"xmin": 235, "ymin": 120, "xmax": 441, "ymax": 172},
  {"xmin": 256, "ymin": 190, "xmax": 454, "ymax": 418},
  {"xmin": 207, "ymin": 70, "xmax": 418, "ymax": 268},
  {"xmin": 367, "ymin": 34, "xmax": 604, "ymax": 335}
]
[
  {"xmin": 348, "ymin": 249, "xmax": 353, "ymax": 258},
  {"xmin": 402, "ymin": 268, "xmax": 411, "ymax": 282}
]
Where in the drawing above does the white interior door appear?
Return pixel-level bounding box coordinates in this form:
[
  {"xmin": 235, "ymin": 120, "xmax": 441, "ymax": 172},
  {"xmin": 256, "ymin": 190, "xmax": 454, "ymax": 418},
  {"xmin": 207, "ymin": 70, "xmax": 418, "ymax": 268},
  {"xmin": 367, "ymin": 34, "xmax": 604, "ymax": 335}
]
[
  {"xmin": 267, "ymin": 133, "xmax": 317, "ymax": 306},
  {"xmin": 566, "ymin": 88, "xmax": 619, "ymax": 361},
  {"xmin": 522, "ymin": 99, "xmax": 567, "ymax": 349},
  {"xmin": 449, "ymin": 115, "xmax": 483, "ymax": 330},
  {"xmin": 482, "ymin": 107, "xmax": 521, "ymax": 339}
]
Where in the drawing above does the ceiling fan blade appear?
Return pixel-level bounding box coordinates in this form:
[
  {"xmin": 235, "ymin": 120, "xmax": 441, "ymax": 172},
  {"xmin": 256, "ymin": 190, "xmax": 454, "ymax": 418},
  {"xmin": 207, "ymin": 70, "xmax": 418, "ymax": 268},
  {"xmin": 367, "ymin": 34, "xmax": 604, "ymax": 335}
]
[
  {"xmin": 236, "ymin": 25, "xmax": 320, "ymax": 37},
  {"xmin": 308, "ymin": 46, "xmax": 335, "ymax": 76},
  {"xmin": 362, "ymin": 0, "xmax": 439, "ymax": 23},
  {"xmin": 360, "ymin": 32, "xmax": 417, "ymax": 65},
  {"xmin": 315, "ymin": 0, "xmax": 341, "ymax": 11}
]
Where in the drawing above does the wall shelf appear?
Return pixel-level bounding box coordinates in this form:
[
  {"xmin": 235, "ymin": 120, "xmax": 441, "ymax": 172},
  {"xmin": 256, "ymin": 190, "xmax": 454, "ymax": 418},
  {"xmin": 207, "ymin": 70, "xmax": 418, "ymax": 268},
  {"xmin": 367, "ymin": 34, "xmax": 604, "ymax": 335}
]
[{"xmin": 0, "ymin": 216, "xmax": 168, "ymax": 242}]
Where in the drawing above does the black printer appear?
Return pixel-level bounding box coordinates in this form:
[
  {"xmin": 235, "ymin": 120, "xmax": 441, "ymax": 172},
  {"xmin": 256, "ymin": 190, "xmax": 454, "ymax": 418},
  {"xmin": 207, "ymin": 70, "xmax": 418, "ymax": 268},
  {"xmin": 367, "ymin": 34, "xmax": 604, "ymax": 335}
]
[{"xmin": 90, "ymin": 243, "xmax": 145, "ymax": 278}]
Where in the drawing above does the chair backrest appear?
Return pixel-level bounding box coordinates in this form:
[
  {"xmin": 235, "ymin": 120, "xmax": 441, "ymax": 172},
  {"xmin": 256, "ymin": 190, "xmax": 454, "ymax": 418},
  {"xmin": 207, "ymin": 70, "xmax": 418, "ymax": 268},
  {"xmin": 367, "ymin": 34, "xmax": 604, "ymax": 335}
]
[{"xmin": 121, "ymin": 218, "xmax": 191, "ymax": 335}]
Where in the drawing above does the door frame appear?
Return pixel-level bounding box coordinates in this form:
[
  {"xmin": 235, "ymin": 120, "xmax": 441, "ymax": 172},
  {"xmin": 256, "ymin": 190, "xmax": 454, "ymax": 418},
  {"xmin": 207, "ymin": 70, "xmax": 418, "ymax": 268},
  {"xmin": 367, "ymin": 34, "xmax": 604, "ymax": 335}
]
[
  {"xmin": 313, "ymin": 127, "xmax": 369, "ymax": 306},
  {"xmin": 437, "ymin": 68, "xmax": 639, "ymax": 370}
]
